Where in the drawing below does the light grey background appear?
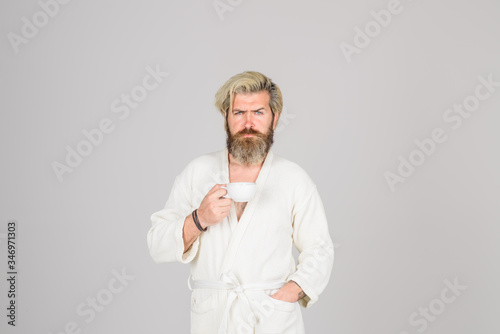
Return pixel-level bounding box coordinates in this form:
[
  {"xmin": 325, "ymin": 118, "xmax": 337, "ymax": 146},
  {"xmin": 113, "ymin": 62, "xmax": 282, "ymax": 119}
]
[{"xmin": 1, "ymin": 0, "xmax": 499, "ymax": 333}]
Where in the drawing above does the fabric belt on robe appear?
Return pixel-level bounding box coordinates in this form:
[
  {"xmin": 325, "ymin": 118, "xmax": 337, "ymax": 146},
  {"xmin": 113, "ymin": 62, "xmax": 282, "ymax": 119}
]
[{"xmin": 188, "ymin": 272, "xmax": 287, "ymax": 334}]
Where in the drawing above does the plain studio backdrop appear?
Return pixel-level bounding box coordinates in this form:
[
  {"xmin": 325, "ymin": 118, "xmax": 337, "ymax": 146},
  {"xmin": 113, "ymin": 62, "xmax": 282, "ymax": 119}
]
[{"xmin": 1, "ymin": 0, "xmax": 499, "ymax": 333}]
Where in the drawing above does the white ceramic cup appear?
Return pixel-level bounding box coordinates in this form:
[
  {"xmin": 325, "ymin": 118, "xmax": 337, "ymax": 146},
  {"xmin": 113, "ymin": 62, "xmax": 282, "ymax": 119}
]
[{"xmin": 222, "ymin": 182, "xmax": 257, "ymax": 202}]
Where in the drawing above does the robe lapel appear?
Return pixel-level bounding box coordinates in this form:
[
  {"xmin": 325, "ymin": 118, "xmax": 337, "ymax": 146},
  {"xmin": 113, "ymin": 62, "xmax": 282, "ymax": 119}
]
[{"xmin": 219, "ymin": 147, "xmax": 274, "ymax": 274}]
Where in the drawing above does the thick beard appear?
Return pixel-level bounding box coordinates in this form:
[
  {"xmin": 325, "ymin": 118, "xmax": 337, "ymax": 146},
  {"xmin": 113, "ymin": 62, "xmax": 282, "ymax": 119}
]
[{"xmin": 225, "ymin": 113, "xmax": 275, "ymax": 166}]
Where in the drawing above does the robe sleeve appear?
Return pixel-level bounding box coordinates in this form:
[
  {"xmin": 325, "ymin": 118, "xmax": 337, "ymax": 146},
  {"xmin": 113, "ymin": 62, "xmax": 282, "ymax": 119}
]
[
  {"xmin": 287, "ymin": 185, "xmax": 334, "ymax": 308},
  {"xmin": 147, "ymin": 167, "xmax": 199, "ymax": 264}
]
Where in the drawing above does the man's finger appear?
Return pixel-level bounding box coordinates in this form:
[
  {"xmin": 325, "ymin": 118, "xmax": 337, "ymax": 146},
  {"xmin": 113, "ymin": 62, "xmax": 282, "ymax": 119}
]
[
  {"xmin": 212, "ymin": 188, "xmax": 228, "ymax": 199},
  {"xmin": 207, "ymin": 184, "xmax": 227, "ymax": 197},
  {"xmin": 216, "ymin": 200, "xmax": 232, "ymax": 209},
  {"xmin": 218, "ymin": 198, "xmax": 232, "ymax": 206}
]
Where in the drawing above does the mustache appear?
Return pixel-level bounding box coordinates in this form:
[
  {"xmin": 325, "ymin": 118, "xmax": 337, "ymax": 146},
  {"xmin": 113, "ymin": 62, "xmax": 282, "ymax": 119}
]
[{"xmin": 236, "ymin": 128, "xmax": 263, "ymax": 136}]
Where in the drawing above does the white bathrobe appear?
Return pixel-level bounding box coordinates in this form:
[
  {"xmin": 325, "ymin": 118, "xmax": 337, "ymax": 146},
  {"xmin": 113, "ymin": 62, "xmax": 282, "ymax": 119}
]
[{"xmin": 148, "ymin": 147, "xmax": 334, "ymax": 334}]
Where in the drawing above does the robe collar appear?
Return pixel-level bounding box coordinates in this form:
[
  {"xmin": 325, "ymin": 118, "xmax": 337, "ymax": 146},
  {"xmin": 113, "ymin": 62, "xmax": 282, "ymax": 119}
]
[{"xmin": 219, "ymin": 146, "xmax": 274, "ymax": 273}]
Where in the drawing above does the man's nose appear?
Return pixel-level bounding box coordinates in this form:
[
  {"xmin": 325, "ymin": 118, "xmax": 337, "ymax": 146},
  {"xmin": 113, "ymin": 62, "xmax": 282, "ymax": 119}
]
[{"xmin": 244, "ymin": 114, "xmax": 254, "ymax": 128}]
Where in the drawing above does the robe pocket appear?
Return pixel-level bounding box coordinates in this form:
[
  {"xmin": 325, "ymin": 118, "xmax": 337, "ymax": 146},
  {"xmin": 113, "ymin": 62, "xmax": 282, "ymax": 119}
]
[
  {"xmin": 190, "ymin": 292, "xmax": 217, "ymax": 333},
  {"xmin": 264, "ymin": 295, "xmax": 296, "ymax": 312},
  {"xmin": 255, "ymin": 294, "xmax": 298, "ymax": 333},
  {"xmin": 191, "ymin": 292, "xmax": 217, "ymax": 314}
]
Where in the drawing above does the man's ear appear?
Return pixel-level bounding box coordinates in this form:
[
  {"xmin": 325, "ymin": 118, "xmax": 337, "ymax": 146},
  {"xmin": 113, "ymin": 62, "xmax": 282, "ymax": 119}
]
[{"xmin": 272, "ymin": 112, "xmax": 280, "ymax": 130}]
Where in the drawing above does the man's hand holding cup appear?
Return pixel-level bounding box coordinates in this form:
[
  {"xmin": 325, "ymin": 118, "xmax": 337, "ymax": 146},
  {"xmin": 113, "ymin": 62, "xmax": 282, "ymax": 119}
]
[{"xmin": 196, "ymin": 184, "xmax": 232, "ymax": 229}]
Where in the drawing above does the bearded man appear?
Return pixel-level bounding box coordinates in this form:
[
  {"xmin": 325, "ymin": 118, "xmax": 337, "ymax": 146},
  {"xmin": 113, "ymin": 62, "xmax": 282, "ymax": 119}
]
[{"xmin": 147, "ymin": 71, "xmax": 334, "ymax": 333}]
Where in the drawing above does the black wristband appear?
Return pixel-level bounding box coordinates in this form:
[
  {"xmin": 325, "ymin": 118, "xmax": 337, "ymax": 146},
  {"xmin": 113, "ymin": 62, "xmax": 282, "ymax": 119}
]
[{"xmin": 192, "ymin": 209, "xmax": 207, "ymax": 232}]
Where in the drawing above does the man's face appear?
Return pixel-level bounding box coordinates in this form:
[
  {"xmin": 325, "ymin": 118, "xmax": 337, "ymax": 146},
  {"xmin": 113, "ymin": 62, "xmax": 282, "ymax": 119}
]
[{"xmin": 225, "ymin": 91, "xmax": 279, "ymax": 166}]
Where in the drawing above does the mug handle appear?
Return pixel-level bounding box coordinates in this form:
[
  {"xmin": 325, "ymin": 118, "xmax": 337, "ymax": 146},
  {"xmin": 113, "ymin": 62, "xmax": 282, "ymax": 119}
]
[{"xmin": 221, "ymin": 185, "xmax": 231, "ymax": 199}]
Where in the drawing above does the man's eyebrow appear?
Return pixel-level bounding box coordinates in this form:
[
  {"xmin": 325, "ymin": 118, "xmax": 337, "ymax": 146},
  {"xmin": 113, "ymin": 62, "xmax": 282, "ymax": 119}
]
[{"xmin": 232, "ymin": 107, "xmax": 267, "ymax": 112}]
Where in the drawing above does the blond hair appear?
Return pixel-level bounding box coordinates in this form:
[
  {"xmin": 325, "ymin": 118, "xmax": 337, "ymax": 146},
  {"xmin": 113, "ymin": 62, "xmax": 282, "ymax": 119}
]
[{"xmin": 215, "ymin": 71, "xmax": 283, "ymax": 125}]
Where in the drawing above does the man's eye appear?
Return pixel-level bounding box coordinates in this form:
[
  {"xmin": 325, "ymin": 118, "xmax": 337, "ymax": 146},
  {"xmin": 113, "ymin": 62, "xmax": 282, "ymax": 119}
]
[
  {"xmin": 235, "ymin": 111, "xmax": 242, "ymax": 115},
  {"xmin": 256, "ymin": 111, "xmax": 263, "ymax": 115}
]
